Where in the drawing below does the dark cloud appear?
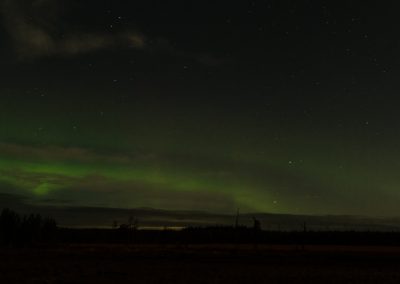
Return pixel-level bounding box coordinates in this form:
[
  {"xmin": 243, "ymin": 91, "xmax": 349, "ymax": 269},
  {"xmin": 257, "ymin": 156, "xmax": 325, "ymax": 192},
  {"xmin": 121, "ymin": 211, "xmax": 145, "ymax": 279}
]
[
  {"xmin": 39, "ymin": 198, "xmax": 74, "ymax": 205},
  {"xmin": 0, "ymin": 168, "xmax": 77, "ymax": 189},
  {"xmin": 0, "ymin": 143, "xmax": 132, "ymax": 164},
  {"xmin": 0, "ymin": 192, "xmax": 29, "ymax": 208},
  {"xmin": 48, "ymin": 175, "xmax": 241, "ymax": 213}
]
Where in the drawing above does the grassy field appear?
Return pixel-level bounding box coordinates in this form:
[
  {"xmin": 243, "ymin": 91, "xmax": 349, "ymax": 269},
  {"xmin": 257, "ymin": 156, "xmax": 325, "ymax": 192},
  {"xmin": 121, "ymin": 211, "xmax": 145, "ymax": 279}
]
[{"xmin": 1, "ymin": 244, "xmax": 400, "ymax": 283}]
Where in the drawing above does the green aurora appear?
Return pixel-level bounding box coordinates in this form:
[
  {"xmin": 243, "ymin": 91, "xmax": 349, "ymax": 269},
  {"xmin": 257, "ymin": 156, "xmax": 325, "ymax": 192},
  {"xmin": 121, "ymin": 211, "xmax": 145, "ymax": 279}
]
[
  {"xmin": 1, "ymin": 0, "xmax": 400, "ymax": 218},
  {"xmin": 1, "ymin": 96, "xmax": 398, "ymax": 216}
]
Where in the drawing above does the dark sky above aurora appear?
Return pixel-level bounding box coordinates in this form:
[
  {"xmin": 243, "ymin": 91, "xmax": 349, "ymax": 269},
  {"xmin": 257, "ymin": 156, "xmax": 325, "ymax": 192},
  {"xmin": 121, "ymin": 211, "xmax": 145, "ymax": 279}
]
[{"xmin": 1, "ymin": 0, "xmax": 400, "ymax": 218}]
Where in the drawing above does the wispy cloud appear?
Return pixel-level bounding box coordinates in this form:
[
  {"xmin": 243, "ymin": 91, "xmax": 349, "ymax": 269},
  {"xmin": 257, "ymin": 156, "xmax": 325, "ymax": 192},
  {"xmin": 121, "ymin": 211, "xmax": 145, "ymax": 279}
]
[
  {"xmin": 0, "ymin": 0, "xmax": 145, "ymax": 59},
  {"xmin": 0, "ymin": 0, "xmax": 226, "ymax": 65}
]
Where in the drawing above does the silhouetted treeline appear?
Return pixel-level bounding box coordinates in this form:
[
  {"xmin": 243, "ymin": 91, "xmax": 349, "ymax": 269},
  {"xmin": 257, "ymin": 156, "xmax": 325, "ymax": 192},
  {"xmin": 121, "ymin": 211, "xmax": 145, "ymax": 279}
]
[
  {"xmin": 0, "ymin": 208, "xmax": 58, "ymax": 247},
  {"xmin": 3, "ymin": 208, "xmax": 400, "ymax": 247},
  {"xmin": 181, "ymin": 227, "xmax": 400, "ymax": 246},
  {"xmin": 55, "ymin": 226, "xmax": 400, "ymax": 246}
]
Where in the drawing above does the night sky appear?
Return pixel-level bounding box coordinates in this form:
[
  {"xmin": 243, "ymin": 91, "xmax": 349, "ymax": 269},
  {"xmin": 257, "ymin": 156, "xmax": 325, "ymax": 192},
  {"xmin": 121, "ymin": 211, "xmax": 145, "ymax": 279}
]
[{"xmin": 1, "ymin": 0, "xmax": 400, "ymax": 218}]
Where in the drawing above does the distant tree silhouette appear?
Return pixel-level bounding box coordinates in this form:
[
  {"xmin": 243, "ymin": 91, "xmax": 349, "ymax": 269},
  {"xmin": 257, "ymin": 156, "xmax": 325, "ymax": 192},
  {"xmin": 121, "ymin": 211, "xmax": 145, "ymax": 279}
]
[
  {"xmin": 119, "ymin": 224, "xmax": 130, "ymax": 230},
  {"xmin": 0, "ymin": 208, "xmax": 57, "ymax": 247},
  {"xmin": 127, "ymin": 216, "xmax": 139, "ymax": 243},
  {"xmin": 235, "ymin": 208, "xmax": 240, "ymax": 228},
  {"xmin": 42, "ymin": 217, "xmax": 58, "ymax": 242},
  {"xmin": 0, "ymin": 208, "xmax": 20, "ymax": 246},
  {"xmin": 112, "ymin": 220, "xmax": 119, "ymax": 229},
  {"xmin": 302, "ymin": 221, "xmax": 307, "ymax": 250},
  {"xmin": 253, "ymin": 217, "xmax": 261, "ymax": 231},
  {"xmin": 252, "ymin": 217, "xmax": 261, "ymax": 248},
  {"xmin": 128, "ymin": 216, "xmax": 139, "ymax": 231},
  {"xmin": 21, "ymin": 214, "xmax": 42, "ymax": 244}
]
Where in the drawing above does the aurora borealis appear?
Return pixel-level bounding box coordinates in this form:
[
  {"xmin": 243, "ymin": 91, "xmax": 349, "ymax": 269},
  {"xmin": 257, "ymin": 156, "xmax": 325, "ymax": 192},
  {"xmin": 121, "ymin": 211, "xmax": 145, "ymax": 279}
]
[{"xmin": 1, "ymin": 1, "xmax": 400, "ymax": 221}]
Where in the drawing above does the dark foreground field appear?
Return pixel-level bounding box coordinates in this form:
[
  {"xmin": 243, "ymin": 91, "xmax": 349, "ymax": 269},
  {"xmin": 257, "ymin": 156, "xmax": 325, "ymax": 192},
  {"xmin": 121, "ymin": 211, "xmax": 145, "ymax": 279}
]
[{"xmin": 2, "ymin": 245, "xmax": 400, "ymax": 283}]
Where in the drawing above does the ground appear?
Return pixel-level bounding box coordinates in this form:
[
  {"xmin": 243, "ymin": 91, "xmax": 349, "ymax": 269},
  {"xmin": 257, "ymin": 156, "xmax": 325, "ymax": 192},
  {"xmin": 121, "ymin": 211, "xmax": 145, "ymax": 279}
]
[{"xmin": 1, "ymin": 244, "xmax": 400, "ymax": 283}]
